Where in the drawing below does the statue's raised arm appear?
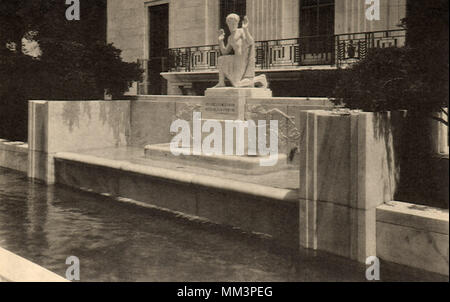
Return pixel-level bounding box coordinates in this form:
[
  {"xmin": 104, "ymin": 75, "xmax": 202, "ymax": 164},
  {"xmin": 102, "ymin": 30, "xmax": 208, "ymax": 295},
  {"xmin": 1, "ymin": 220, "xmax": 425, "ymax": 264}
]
[{"xmin": 241, "ymin": 16, "xmax": 254, "ymax": 45}]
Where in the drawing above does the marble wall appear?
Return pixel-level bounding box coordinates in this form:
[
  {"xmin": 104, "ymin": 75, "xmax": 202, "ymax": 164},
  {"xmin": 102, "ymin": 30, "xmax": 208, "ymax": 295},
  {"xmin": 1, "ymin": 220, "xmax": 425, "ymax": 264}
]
[
  {"xmin": 130, "ymin": 95, "xmax": 334, "ymax": 165},
  {"xmin": 25, "ymin": 97, "xmax": 332, "ymax": 184},
  {"xmin": 0, "ymin": 140, "xmax": 28, "ymax": 173},
  {"xmin": 377, "ymin": 201, "xmax": 449, "ymax": 276},
  {"xmin": 28, "ymin": 101, "xmax": 131, "ymax": 184}
]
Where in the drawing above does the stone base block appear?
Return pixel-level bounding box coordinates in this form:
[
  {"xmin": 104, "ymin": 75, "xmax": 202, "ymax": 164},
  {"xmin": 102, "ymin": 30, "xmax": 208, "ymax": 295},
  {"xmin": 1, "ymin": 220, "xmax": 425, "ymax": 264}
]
[
  {"xmin": 377, "ymin": 201, "xmax": 449, "ymax": 276},
  {"xmin": 0, "ymin": 141, "xmax": 28, "ymax": 173},
  {"xmin": 300, "ymin": 199, "xmax": 377, "ymax": 263},
  {"xmin": 28, "ymin": 150, "xmax": 56, "ymax": 184}
]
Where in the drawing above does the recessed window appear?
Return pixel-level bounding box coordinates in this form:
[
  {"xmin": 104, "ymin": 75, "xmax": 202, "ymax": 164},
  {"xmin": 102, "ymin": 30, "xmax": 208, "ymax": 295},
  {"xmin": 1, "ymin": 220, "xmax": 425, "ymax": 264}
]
[{"xmin": 300, "ymin": 0, "xmax": 335, "ymax": 37}]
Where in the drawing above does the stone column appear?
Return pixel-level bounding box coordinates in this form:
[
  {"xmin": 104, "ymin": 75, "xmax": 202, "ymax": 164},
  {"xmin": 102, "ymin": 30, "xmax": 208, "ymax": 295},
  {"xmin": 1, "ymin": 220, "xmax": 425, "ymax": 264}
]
[
  {"xmin": 299, "ymin": 110, "xmax": 402, "ymax": 262},
  {"xmin": 28, "ymin": 101, "xmax": 54, "ymax": 183},
  {"xmin": 247, "ymin": 0, "xmax": 299, "ymax": 41}
]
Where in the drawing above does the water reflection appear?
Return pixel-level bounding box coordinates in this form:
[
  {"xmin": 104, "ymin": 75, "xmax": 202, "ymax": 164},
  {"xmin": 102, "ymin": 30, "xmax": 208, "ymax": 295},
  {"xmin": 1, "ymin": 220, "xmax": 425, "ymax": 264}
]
[{"xmin": 0, "ymin": 168, "xmax": 445, "ymax": 282}]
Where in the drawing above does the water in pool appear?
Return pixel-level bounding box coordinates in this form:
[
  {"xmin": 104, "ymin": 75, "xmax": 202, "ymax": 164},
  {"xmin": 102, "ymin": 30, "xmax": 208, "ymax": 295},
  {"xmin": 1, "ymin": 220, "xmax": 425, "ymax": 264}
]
[{"xmin": 0, "ymin": 168, "xmax": 445, "ymax": 282}]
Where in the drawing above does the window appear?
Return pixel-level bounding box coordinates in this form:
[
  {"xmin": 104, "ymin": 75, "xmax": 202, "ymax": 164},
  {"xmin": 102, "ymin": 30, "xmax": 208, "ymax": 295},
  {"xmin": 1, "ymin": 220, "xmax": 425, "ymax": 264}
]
[
  {"xmin": 300, "ymin": 0, "xmax": 334, "ymax": 37},
  {"xmin": 299, "ymin": 0, "xmax": 335, "ymax": 58}
]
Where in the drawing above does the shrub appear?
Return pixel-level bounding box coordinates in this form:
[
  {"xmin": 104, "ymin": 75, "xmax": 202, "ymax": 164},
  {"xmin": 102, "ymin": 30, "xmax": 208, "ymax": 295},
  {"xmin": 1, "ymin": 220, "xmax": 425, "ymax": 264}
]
[
  {"xmin": 332, "ymin": 47, "xmax": 448, "ymax": 122},
  {"xmin": 332, "ymin": 48, "xmax": 412, "ymax": 112},
  {"xmin": 331, "ymin": 45, "xmax": 448, "ymax": 209}
]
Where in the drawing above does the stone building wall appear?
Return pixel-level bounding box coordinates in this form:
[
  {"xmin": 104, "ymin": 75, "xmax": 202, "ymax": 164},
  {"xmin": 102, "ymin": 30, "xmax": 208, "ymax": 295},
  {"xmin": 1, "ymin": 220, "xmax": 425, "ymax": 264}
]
[
  {"xmin": 169, "ymin": 0, "xmax": 219, "ymax": 48},
  {"xmin": 107, "ymin": 0, "xmax": 220, "ymax": 62},
  {"xmin": 247, "ymin": 0, "xmax": 299, "ymax": 41},
  {"xmin": 107, "ymin": 0, "xmax": 408, "ymax": 62},
  {"xmin": 335, "ymin": 0, "xmax": 407, "ymax": 35},
  {"xmin": 107, "ymin": 0, "xmax": 146, "ymax": 62}
]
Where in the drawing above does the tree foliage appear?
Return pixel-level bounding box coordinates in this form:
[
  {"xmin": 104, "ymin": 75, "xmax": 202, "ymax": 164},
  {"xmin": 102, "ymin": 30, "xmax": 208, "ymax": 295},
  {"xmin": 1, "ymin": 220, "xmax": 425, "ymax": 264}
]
[
  {"xmin": 0, "ymin": 0, "xmax": 143, "ymax": 140},
  {"xmin": 0, "ymin": 0, "xmax": 107, "ymax": 53}
]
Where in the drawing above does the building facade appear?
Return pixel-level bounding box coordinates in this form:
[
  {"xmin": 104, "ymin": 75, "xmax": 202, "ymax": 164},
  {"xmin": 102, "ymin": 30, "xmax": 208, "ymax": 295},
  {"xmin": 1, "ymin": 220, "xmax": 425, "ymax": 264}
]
[{"xmin": 107, "ymin": 0, "xmax": 407, "ymax": 96}]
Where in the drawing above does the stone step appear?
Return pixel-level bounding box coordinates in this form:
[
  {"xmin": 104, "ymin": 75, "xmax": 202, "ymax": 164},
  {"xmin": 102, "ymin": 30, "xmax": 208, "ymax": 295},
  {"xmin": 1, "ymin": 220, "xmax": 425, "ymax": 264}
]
[{"xmin": 144, "ymin": 143, "xmax": 289, "ymax": 175}]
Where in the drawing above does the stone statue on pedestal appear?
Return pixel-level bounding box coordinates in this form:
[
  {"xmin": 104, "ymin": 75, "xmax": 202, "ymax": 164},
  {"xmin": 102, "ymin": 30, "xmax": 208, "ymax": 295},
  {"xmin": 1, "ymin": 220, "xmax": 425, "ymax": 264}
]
[{"xmin": 213, "ymin": 14, "xmax": 267, "ymax": 89}]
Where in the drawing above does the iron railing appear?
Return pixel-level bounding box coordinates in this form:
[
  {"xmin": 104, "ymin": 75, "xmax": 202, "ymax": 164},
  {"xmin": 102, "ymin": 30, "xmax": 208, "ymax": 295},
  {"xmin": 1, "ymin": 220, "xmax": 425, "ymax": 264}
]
[
  {"xmin": 255, "ymin": 35, "xmax": 335, "ymax": 69},
  {"xmin": 335, "ymin": 29, "xmax": 406, "ymax": 66},
  {"xmin": 165, "ymin": 29, "xmax": 406, "ymax": 72},
  {"xmin": 168, "ymin": 45, "xmax": 221, "ymax": 72}
]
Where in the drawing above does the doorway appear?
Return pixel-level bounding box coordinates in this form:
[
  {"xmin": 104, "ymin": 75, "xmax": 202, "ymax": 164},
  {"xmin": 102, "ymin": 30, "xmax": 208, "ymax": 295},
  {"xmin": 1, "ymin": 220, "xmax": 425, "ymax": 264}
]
[
  {"xmin": 148, "ymin": 3, "xmax": 169, "ymax": 95},
  {"xmin": 299, "ymin": 0, "xmax": 335, "ymax": 65}
]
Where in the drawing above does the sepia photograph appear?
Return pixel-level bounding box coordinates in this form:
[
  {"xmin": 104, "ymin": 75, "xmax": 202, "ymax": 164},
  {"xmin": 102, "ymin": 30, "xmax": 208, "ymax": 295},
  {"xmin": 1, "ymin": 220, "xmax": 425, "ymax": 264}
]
[{"xmin": 0, "ymin": 0, "xmax": 448, "ymax": 289}]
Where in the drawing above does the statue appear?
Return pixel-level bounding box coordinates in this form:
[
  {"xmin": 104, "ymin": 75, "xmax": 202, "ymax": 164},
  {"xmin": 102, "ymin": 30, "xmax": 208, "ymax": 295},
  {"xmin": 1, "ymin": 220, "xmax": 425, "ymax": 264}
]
[{"xmin": 213, "ymin": 14, "xmax": 267, "ymax": 89}]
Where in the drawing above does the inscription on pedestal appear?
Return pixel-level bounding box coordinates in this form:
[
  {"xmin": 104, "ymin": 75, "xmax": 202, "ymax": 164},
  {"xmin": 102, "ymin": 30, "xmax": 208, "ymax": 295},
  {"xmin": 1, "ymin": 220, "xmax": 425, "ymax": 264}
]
[
  {"xmin": 205, "ymin": 103, "xmax": 236, "ymax": 115},
  {"xmin": 201, "ymin": 88, "xmax": 273, "ymax": 120},
  {"xmin": 201, "ymin": 98, "xmax": 244, "ymax": 120}
]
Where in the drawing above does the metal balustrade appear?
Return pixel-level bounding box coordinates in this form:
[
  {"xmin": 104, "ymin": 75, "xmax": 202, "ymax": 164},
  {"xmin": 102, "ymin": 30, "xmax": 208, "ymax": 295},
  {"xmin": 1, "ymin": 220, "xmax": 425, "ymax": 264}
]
[
  {"xmin": 335, "ymin": 29, "xmax": 406, "ymax": 66},
  {"xmin": 162, "ymin": 29, "xmax": 406, "ymax": 72}
]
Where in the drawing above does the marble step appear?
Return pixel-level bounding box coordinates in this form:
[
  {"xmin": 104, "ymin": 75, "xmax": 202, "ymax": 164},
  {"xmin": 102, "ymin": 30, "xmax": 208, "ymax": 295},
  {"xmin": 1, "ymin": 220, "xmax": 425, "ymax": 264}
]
[{"xmin": 144, "ymin": 143, "xmax": 289, "ymax": 175}]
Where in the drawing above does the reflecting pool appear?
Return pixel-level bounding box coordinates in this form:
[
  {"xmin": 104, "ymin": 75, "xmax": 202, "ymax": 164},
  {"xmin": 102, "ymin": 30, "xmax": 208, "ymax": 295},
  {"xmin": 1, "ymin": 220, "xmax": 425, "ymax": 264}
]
[{"xmin": 0, "ymin": 168, "xmax": 445, "ymax": 282}]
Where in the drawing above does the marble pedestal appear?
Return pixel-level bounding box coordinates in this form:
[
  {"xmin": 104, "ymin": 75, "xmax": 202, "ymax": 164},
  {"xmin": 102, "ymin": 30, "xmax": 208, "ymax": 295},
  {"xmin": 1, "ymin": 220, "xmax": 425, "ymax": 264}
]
[{"xmin": 199, "ymin": 88, "xmax": 275, "ymax": 156}]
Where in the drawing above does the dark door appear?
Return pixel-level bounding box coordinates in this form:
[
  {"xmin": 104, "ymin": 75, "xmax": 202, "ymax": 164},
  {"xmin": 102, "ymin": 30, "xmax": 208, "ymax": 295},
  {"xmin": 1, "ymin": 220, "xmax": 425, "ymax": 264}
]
[
  {"xmin": 220, "ymin": 0, "xmax": 246, "ymax": 43},
  {"xmin": 299, "ymin": 0, "xmax": 335, "ymax": 64},
  {"xmin": 148, "ymin": 4, "xmax": 169, "ymax": 95}
]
